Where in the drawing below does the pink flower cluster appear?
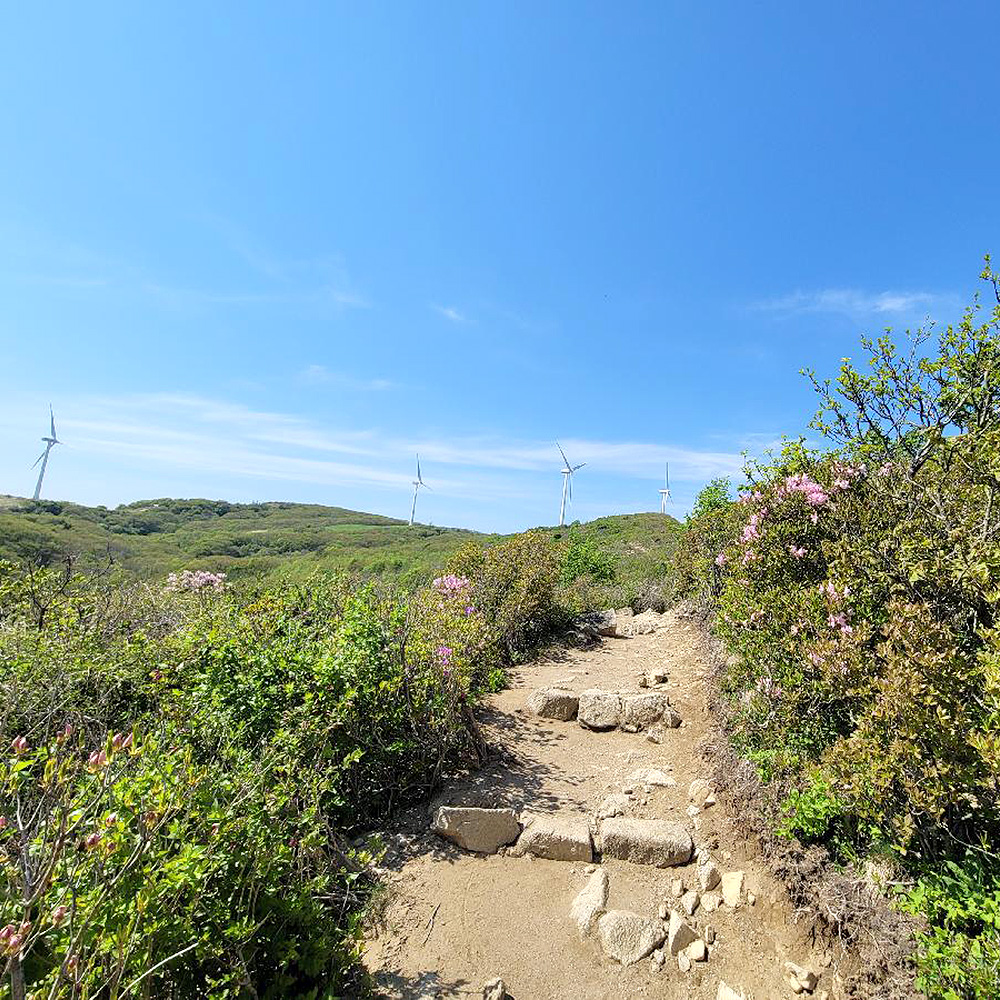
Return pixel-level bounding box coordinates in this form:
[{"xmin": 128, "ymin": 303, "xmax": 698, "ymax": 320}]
[
  {"xmin": 165, "ymin": 570, "xmax": 227, "ymax": 593},
  {"xmin": 819, "ymin": 580, "xmax": 853, "ymax": 635},
  {"xmin": 714, "ymin": 552, "xmax": 728, "ymax": 567},
  {"xmin": 432, "ymin": 574, "xmax": 470, "ymax": 596},
  {"xmin": 776, "ymin": 473, "xmax": 830, "ymax": 507},
  {"xmin": 0, "ymin": 921, "xmax": 30, "ymax": 956},
  {"xmin": 432, "ymin": 574, "xmax": 475, "ymax": 615}
]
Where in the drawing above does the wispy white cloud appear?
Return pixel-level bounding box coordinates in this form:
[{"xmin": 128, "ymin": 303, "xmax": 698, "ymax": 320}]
[
  {"xmin": 432, "ymin": 304, "xmax": 467, "ymax": 323},
  {"xmin": 752, "ymin": 288, "xmax": 952, "ymax": 319},
  {"xmin": 1, "ymin": 391, "xmax": 757, "ymax": 521},
  {"xmin": 299, "ymin": 365, "xmax": 393, "ymax": 391}
]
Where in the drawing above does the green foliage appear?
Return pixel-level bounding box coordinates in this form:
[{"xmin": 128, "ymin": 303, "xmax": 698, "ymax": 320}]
[
  {"xmin": 679, "ymin": 259, "xmax": 1000, "ymax": 996},
  {"xmin": 776, "ymin": 771, "xmax": 844, "ymax": 842},
  {"xmin": 688, "ymin": 477, "xmax": 732, "ymax": 521},
  {"xmin": 0, "ymin": 527, "xmax": 562, "ymax": 997},
  {"xmin": 0, "ymin": 496, "xmax": 484, "ymax": 586},
  {"xmin": 559, "ymin": 529, "xmax": 615, "ymax": 585},
  {"xmin": 899, "ymin": 854, "xmax": 1000, "ymax": 999}
]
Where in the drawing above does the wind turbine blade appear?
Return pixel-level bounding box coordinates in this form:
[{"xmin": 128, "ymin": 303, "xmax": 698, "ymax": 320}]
[
  {"xmin": 665, "ymin": 462, "xmax": 670, "ymax": 489},
  {"xmin": 31, "ymin": 450, "xmax": 45, "ymax": 469},
  {"xmin": 572, "ymin": 462, "xmax": 586, "ymax": 471},
  {"xmin": 556, "ymin": 441, "xmax": 570, "ymax": 468}
]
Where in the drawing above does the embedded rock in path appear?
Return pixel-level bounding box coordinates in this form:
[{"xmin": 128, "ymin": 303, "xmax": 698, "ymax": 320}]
[
  {"xmin": 666, "ymin": 909, "xmax": 698, "ymax": 955},
  {"xmin": 600, "ymin": 817, "xmax": 693, "ymax": 867},
  {"xmin": 526, "ymin": 687, "xmax": 579, "ymax": 721},
  {"xmin": 596, "ymin": 793, "xmax": 630, "ymax": 819},
  {"xmin": 627, "ymin": 767, "xmax": 676, "ymax": 788},
  {"xmin": 621, "ymin": 692, "xmax": 667, "ymax": 732},
  {"xmin": 512, "ymin": 813, "xmax": 593, "ymax": 862},
  {"xmin": 680, "ymin": 889, "xmax": 700, "ymax": 916},
  {"xmin": 698, "ymin": 857, "xmax": 722, "ymax": 892},
  {"xmin": 578, "ymin": 609, "xmax": 619, "ymax": 637},
  {"xmin": 431, "ymin": 807, "xmax": 520, "ymax": 854},
  {"xmin": 718, "ymin": 984, "xmax": 747, "ymax": 1000},
  {"xmin": 482, "ymin": 978, "xmax": 509, "ymax": 1000},
  {"xmin": 620, "ymin": 609, "xmax": 663, "ymax": 637},
  {"xmin": 570, "ymin": 868, "xmax": 609, "ymax": 936},
  {"xmin": 785, "ymin": 961, "xmax": 819, "ymax": 994},
  {"xmin": 721, "ymin": 870, "xmax": 745, "ymax": 907},
  {"xmin": 578, "ymin": 689, "xmax": 622, "ymax": 730},
  {"xmin": 701, "ymin": 891, "xmax": 722, "ymax": 912},
  {"xmin": 689, "ymin": 778, "xmax": 714, "ymax": 807},
  {"xmin": 596, "ymin": 909, "xmax": 667, "ymax": 965}
]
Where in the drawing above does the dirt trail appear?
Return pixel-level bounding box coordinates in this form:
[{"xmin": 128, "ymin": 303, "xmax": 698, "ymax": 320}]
[{"xmin": 363, "ymin": 610, "xmax": 835, "ymax": 999}]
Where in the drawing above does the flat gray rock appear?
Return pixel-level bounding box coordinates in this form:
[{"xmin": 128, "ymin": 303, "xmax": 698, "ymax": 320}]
[
  {"xmin": 431, "ymin": 806, "xmax": 521, "ymax": 854},
  {"xmin": 511, "ymin": 813, "xmax": 593, "ymax": 862},
  {"xmin": 526, "ymin": 687, "xmax": 579, "ymax": 721},
  {"xmin": 620, "ymin": 692, "xmax": 667, "ymax": 731},
  {"xmin": 578, "ymin": 689, "xmax": 622, "ymax": 730},
  {"xmin": 600, "ymin": 817, "xmax": 693, "ymax": 867},
  {"xmin": 597, "ymin": 909, "xmax": 667, "ymax": 965}
]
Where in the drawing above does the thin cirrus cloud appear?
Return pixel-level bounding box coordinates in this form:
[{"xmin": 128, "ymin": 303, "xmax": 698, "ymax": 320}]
[
  {"xmin": 432, "ymin": 304, "xmax": 467, "ymax": 323},
  {"xmin": 2, "ymin": 391, "xmax": 749, "ymax": 520},
  {"xmin": 751, "ymin": 287, "xmax": 954, "ymax": 320},
  {"xmin": 299, "ymin": 365, "xmax": 394, "ymax": 391}
]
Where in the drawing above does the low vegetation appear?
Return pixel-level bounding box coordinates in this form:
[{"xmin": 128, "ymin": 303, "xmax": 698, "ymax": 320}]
[
  {"xmin": 0, "ymin": 530, "xmax": 568, "ymax": 997},
  {"xmin": 676, "ymin": 259, "xmax": 1000, "ymax": 998}
]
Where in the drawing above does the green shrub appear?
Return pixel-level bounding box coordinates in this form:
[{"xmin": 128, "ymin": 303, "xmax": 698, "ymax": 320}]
[{"xmin": 559, "ymin": 529, "xmax": 615, "ymax": 585}]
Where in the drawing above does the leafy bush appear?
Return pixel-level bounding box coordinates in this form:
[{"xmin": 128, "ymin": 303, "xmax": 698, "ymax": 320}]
[
  {"xmin": 0, "ymin": 529, "xmax": 563, "ymax": 997},
  {"xmin": 559, "ymin": 529, "xmax": 615, "ymax": 585},
  {"xmin": 680, "ymin": 259, "xmax": 1000, "ymax": 996}
]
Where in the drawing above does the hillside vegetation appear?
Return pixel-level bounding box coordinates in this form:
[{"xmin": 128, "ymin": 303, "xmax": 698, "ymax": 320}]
[
  {"xmin": 0, "ymin": 496, "xmax": 484, "ymax": 586},
  {"xmin": 676, "ymin": 259, "xmax": 1000, "ymax": 997}
]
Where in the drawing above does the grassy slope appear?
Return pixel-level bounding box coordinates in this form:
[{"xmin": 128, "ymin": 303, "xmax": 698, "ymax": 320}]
[{"xmin": 0, "ymin": 495, "xmax": 681, "ymax": 589}]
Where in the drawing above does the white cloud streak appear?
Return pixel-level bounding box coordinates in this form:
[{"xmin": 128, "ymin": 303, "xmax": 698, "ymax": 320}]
[
  {"xmin": 432, "ymin": 304, "xmax": 467, "ymax": 323},
  {"xmin": 753, "ymin": 288, "xmax": 948, "ymax": 319}
]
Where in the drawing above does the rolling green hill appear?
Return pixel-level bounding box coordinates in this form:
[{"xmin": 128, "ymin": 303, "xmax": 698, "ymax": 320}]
[
  {"xmin": 0, "ymin": 494, "xmax": 681, "ymax": 592},
  {"xmin": 0, "ymin": 495, "xmax": 486, "ymax": 585}
]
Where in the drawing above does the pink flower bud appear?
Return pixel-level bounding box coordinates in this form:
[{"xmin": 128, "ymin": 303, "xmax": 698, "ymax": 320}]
[
  {"xmin": 88, "ymin": 750, "xmax": 108, "ymax": 772},
  {"xmin": 84, "ymin": 832, "xmax": 102, "ymax": 851},
  {"xmin": 66, "ymin": 954, "xmax": 78, "ymax": 972},
  {"xmin": 105, "ymin": 813, "xmax": 118, "ymax": 827},
  {"xmin": 0, "ymin": 816, "xmax": 7, "ymax": 829},
  {"xmin": 111, "ymin": 733, "xmax": 125, "ymax": 751},
  {"xmin": 0, "ymin": 925, "xmax": 12, "ymax": 942},
  {"xmin": 5, "ymin": 933, "xmax": 23, "ymax": 955},
  {"xmin": 51, "ymin": 905, "xmax": 69, "ymax": 925},
  {"xmin": 11, "ymin": 736, "xmax": 28, "ymax": 754}
]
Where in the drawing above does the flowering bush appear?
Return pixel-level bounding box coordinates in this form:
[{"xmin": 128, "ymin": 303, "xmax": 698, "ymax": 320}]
[
  {"xmin": 0, "ymin": 527, "xmax": 565, "ymax": 997},
  {"xmin": 679, "ymin": 260, "xmax": 1000, "ymax": 996},
  {"xmin": 164, "ymin": 569, "xmax": 227, "ymax": 592}
]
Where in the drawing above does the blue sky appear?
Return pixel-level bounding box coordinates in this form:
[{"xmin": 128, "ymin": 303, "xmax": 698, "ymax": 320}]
[{"xmin": 1, "ymin": 2, "xmax": 997, "ymax": 532}]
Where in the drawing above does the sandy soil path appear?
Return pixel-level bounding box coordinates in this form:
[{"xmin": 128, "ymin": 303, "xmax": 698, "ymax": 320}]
[{"xmin": 363, "ymin": 609, "xmax": 833, "ymax": 999}]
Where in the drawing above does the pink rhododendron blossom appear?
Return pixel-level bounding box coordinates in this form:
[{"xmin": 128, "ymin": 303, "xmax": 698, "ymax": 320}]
[
  {"xmin": 10, "ymin": 736, "xmax": 28, "ymax": 754},
  {"xmin": 165, "ymin": 570, "xmax": 227, "ymax": 592},
  {"xmin": 88, "ymin": 749, "xmax": 108, "ymax": 772},
  {"xmin": 777, "ymin": 473, "xmax": 830, "ymax": 507},
  {"xmin": 432, "ymin": 574, "xmax": 471, "ymax": 596}
]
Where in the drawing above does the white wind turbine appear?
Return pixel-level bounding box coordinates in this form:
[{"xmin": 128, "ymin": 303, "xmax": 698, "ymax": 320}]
[
  {"xmin": 658, "ymin": 462, "xmax": 672, "ymax": 513},
  {"xmin": 408, "ymin": 454, "xmax": 431, "ymax": 525},
  {"xmin": 31, "ymin": 405, "xmax": 61, "ymax": 501},
  {"xmin": 556, "ymin": 441, "xmax": 585, "ymax": 527}
]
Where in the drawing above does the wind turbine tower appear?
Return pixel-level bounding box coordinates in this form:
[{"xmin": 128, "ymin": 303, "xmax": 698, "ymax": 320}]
[
  {"xmin": 658, "ymin": 462, "xmax": 672, "ymax": 514},
  {"xmin": 409, "ymin": 454, "xmax": 431, "ymax": 525},
  {"xmin": 556, "ymin": 441, "xmax": 585, "ymax": 527},
  {"xmin": 31, "ymin": 406, "xmax": 61, "ymax": 501}
]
